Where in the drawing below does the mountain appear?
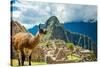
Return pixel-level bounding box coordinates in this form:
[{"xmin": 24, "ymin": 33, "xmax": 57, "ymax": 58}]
[
  {"xmin": 44, "ymin": 16, "xmax": 68, "ymax": 41},
  {"xmin": 11, "ymin": 20, "xmax": 27, "ymax": 36},
  {"xmin": 63, "ymin": 22, "xmax": 97, "ymax": 42},
  {"xmin": 28, "ymin": 25, "xmax": 38, "ymax": 35}
]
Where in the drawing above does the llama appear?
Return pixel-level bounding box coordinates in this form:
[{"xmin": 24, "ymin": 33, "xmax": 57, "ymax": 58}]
[{"xmin": 12, "ymin": 25, "xmax": 47, "ymax": 66}]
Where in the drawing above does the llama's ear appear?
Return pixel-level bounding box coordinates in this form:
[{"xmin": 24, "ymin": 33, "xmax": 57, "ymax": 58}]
[
  {"xmin": 39, "ymin": 24, "xmax": 47, "ymax": 34},
  {"xmin": 39, "ymin": 24, "xmax": 42, "ymax": 33},
  {"xmin": 39, "ymin": 24, "xmax": 41, "ymax": 30},
  {"xmin": 39, "ymin": 29, "xmax": 44, "ymax": 33},
  {"xmin": 44, "ymin": 29, "xmax": 47, "ymax": 34}
]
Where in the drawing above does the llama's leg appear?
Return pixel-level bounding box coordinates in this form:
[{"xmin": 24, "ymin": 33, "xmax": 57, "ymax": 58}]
[
  {"xmin": 18, "ymin": 58, "xmax": 21, "ymax": 66},
  {"xmin": 21, "ymin": 51, "xmax": 25, "ymax": 66},
  {"xmin": 29, "ymin": 54, "xmax": 32, "ymax": 65},
  {"xmin": 18, "ymin": 52, "xmax": 21, "ymax": 66}
]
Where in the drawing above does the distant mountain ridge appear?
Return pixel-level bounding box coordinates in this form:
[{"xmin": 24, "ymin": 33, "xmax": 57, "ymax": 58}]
[
  {"xmin": 63, "ymin": 22, "xmax": 97, "ymax": 42},
  {"xmin": 28, "ymin": 25, "xmax": 38, "ymax": 35}
]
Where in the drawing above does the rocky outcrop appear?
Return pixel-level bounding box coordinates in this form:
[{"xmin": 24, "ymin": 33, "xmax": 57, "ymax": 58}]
[{"xmin": 11, "ymin": 20, "xmax": 27, "ymax": 37}]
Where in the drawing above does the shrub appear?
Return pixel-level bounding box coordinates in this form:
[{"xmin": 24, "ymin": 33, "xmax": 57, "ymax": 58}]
[{"xmin": 66, "ymin": 43, "xmax": 74, "ymax": 51}]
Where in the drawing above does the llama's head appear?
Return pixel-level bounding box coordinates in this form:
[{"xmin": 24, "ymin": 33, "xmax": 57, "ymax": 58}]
[
  {"xmin": 39, "ymin": 24, "xmax": 47, "ymax": 35},
  {"xmin": 39, "ymin": 29, "xmax": 47, "ymax": 34},
  {"xmin": 38, "ymin": 24, "xmax": 47, "ymax": 40}
]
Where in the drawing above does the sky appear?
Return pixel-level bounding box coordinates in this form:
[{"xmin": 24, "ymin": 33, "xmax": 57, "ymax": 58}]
[{"xmin": 11, "ymin": 0, "xmax": 97, "ymax": 29}]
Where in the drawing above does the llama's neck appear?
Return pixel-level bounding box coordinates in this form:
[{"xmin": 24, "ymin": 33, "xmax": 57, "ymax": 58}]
[
  {"xmin": 31, "ymin": 34, "xmax": 40, "ymax": 46},
  {"xmin": 35, "ymin": 33, "xmax": 40, "ymax": 41}
]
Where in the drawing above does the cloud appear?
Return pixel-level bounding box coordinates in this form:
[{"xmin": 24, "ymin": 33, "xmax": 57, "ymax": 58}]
[
  {"xmin": 12, "ymin": 0, "xmax": 97, "ymax": 29},
  {"xmin": 50, "ymin": 4, "xmax": 69, "ymax": 23}
]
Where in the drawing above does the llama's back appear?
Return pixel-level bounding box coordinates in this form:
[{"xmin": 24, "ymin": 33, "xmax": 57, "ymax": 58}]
[{"xmin": 13, "ymin": 32, "xmax": 33, "ymax": 50}]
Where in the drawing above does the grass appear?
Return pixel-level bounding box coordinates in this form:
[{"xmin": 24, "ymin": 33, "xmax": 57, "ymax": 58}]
[
  {"xmin": 11, "ymin": 54, "xmax": 81, "ymax": 66},
  {"xmin": 67, "ymin": 54, "xmax": 81, "ymax": 61},
  {"xmin": 11, "ymin": 59, "xmax": 47, "ymax": 66}
]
